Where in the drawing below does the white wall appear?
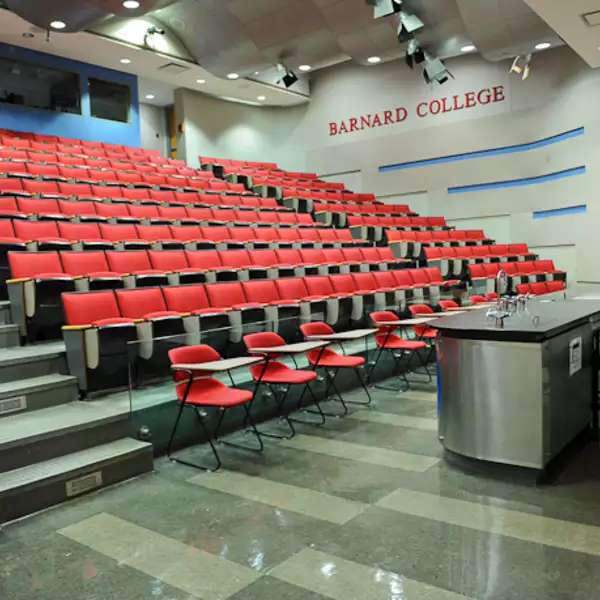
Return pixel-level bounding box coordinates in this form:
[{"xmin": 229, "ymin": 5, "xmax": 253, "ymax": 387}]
[
  {"xmin": 175, "ymin": 46, "xmax": 600, "ymax": 283},
  {"xmin": 139, "ymin": 103, "xmax": 168, "ymax": 156}
]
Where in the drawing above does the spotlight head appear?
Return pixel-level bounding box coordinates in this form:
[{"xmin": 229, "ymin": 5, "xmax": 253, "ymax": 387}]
[
  {"xmin": 510, "ymin": 54, "xmax": 532, "ymax": 80},
  {"xmin": 281, "ymin": 70, "xmax": 298, "ymax": 88},
  {"xmin": 147, "ymin": 26, "xmax": 165, "ymax": 35},
  {"xmin": 406, "ymin": 38, "xmax": 425, "ymax": 69},
  {"xmin": 367, "ymin": 0, "xmax": 403, "ymax": 19},
  {"xmin": 423, "ymin": 56, "xmax": 453, "ymax": 85},
  {"xmin": 396, "ymin": 11, "xmax": 424, "ymax": 42}
]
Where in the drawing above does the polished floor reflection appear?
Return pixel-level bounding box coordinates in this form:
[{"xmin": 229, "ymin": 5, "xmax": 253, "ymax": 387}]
[{"xmin": 3, "ymin": 380, "xmax": 600, "ymax": 600}]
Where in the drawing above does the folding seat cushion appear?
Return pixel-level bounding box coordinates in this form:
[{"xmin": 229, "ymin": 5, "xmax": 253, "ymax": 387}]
[
  {"xmin": 546, "ymin": 280, "xmax": 566, "ymax": 293},
  {"xmin": 169, "ymin": 225, "xmax": 202, "ymax": 246},
  {"xmin": 300, "ymin": 248, "xmax": 327, "ymax": 275},
  {"xmin": 0, "ymin": 160, "xmax": 29, "ymax": 178},
  {"xmin": 135, "ymin": 224, "xmax": 183, "ymax": 249},
  {"xmin": 22, "ymin": 180, "xmax": 66, "ymax": 199},
  {"xmin": 184, "ymin": 250, "xmax": 223, "ymax": 282},
  {"xmin": 329, "ymin": 274, "xmax": 367, "ymax": 323},
  {"xmin": 276, "ymin": 227, "xmax": 301, "ymax": 245},
  {"xmin": 151, "ymin": 190, "xmax": 176, "ymax": 204},
  {"xmin": 210, "ymin": 208, "xmax": 236, "ymax": 224},
  {"xmin": 85, "ymin": 158, "xmax": 111, "ymax": 169},
  {"xmin": 275, "ymin": 248, "xmax": 304, "ymax": 274},
  {"xmin": 0, "ymin": 177, "xmax": 25, "ymax": 196},
  {"xmin": 316, "ymin": 229, "xmax": 340, "ymax": 247},
  {"xmin": 228, "ymin": 227, "xmax": 257, "ymax": 248},
  {"xmin": 87, "ymin": 169, "xmax": 118, "ymax": 184},
  {"xmin": 529, "ymin": 282, "xmax": 550, "ymax": 295},
  {"xmin": 242, "ymin": 279, "xmax": 300, "ymax": 341},
  {"xmin": 205, "ymin": 281, "xmax": 267, "ymax": 343},
  {"xmin": 340, "ymin": 247, "xmax": 367, "ymax": 272},
  {"xmin": 509, "ymin": 243, "xmax": 529, "ymax": 257},
  {"xmin": 257, "ymin": 211, "xmax": 279, "ymax": 225},
  {"xmin": 186, "ymin": 207, "xmax": 213, "ymax": 222},
  {"xmin": 298, "ymin": 228, "xmax": 321, "ymax": 245},
  {"xmin": 60, "ymin": 250, "xmax": 124, "ymax": 289},
  {"xmin": 58, "ymin": 200, "xmax": 100, "ymax": 221},
  {"xmin": 218, "ymin": 249, "xmax": 252, "ymax": 280},
  {"xmin": 408, "ymin": 269, "xmax": 433, "ymax": 300},
  {"xmin": 335, "ymin": 229, "xmax": 361, "ymax": 246},
  {"xmin": 106, "ymin": 250, "xmax": 169, "ymax": 287},
  {"xmin": 61, "ymin": 290, "xmax": 138, "ymax": 392},
  {"xmin": 117, "ymin": 172, "xmax": 143, "ymax": 187},
  {"xmin": 58, "ymin": 222, "xmax": 113, "ymax": 250},
  {"xmin": 177, "ymin": 192, "xmax": 202, "ymax": 205},
  {"xmin": 122, "ymin": 188, "xmax": 151, "ymax": 202},
  {"xmin": 147, "ymin": 249, "xmax": 207, "ymax": 285},
  {"xmin": 91, "ymin": 185, "xmax": 123, "ymax": 201},
  {"xmin": 129, "ymin": 205, "xmax": 162, "ymax": 222},
  {"xmin": 254, "ymin": 228, "xmax": 281, "ymax": 246},
  {"xmin": 13, "ymin": 219, "xmax": 73, "ymax": 251},
  {"xmin": 7, "ymin": 251, "xmax": 75, "ymax": 340},
  {"xmin": 0, "ymin": 197, "xmax": 23, "ymax": 219},
  {"xmin": 115, "ymin": 287, "xmax": 187, "ymax": 371},
  {"xmin": 247, "ymin": 249, "xmax": 282, "ymax": 279},
  {"xmin": 27, "ymin": 163, "xmax": 62, "ymax": 180},
  {"xmin": 17, "ymin": 197, "xmax": 64, "ymax": 220},
  {"xmin": 158, "ymin": 206, "xmax": 188, "ymax": 222},
  {"xmin": 305, "ymin": 275, "xmax": 353, "ymax": 330},
  {"xmin": 95, "ymin": 202, "xmax": 133, "ymax": 222},
  {"xmin": 351, "ymin": 271, "xmax": 392, "ymax": 315},
  {"xmin": 142, "ymin": 174, "xmax": 168, "ymax": 188},
  {"xmin": 99, "ymin": 223, "xmax": 150, "ymax": 250}
]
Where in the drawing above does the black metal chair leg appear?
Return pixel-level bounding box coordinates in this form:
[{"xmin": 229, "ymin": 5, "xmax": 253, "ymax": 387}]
[
  {"xmin": 252, "ymin": 383, "xmax": 296, "ymax": 440},
  {"xmin": 375, "ymin": 351, "xmax": 409, "ymax": 392},
  {"xmin": 326, "ymin": 370, "xmax": 349, "ymax": 416},
  {"xmin": 290, "ymin": 382, "xmax": 327, "ymax": 425},
  {"xmin": 344, "ymin": 368, "xmax": 373, "ymax": 406},
  {"xmin": 216, "ymin": 404, "xmax": 265, "ymax": 453},
  {"xmin": 168, "ymin": 403, "xmax": 223, "ymax": 472}
]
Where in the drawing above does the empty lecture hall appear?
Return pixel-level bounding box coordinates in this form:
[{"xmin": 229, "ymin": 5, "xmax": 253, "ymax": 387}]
[{"xmin": 0, "ymin": 1, "xmax": 599, "ymax": 598}]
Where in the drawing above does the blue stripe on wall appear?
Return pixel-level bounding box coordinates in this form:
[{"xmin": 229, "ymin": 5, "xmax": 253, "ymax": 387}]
[
  {"xmin": 533, "ymin": 205, "xmax": 587, "ymax": 220},
  {"xmin": 447, "ymin": 166, "xmax": 586, "ymax": 194},
  {"xmin": 0, "ymin": 42, "xmax": 140, "ymax": 147},
  {"xmin": 379, "ymin": 127, "xmax": 585, "ymax": 173}
]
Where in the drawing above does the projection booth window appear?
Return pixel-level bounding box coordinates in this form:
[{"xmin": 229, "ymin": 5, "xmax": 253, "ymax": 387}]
[
  {"xmin": 0, "ymin": 56, "xmax": 81, "ymax": 114},
  {"xmin": 89, "ymin": 78, "xmax": 131, "ymax": 123}
]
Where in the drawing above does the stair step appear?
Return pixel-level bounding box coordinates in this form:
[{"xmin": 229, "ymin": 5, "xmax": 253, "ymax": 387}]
[
  {"xmin": 0, "ymin": 438, "xmax": 153, "ymax": 523},
  {"xmin": 0, "ymin": 399, "xmax": 129, "ymax": 472},
  {"xmin": 0, "ymin": 341, "xmax": 66, "ymax": 383},
  {"xmin": 0, "ymin": 324, "xmax": 19, "ymax": 347},
  {"xmin": 0, "ymin": 374, "xmax": 79, "ymax": 418},
  {"xmin": 0, "ymin": 300, "xmax": 11, "ymax": 325}
]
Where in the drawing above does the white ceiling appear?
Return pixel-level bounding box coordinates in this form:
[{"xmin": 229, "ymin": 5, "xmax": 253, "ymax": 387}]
[
  {"xmin": 0, "ymin": 8, "xmax": 309, "ymax": 108},
  {"xmin": 524, "ymin": 0, "xmax": 600, "ymax": 68}
]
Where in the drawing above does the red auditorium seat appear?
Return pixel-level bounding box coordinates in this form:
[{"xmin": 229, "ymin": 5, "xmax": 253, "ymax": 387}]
[
  {"xmin": 57, "ymin": 223, "xmax": 112, "ymax": 250},
  {"xmin": 368, "ymin": 310, "xmax": 429, "ymax": 390},
  {"xmin": 167, "ymin": 344, "xmax": 263, "ymax": 471},
  {"xmin": 13, "ymin": 220, "xmax": 73, "ymax": 251},
  {"xmin": 8, "ymin": 251, "xmax": 76, "ymax": 340},
  {"xmin": 300, "ymin": 321, "xmax": 371, "ymax": 409},
  {"xmin": 62, "ymin": 290, "xmax": 137, "ymax": 392},
  {"xmin": 60, "ymin": 251, "xmax": 124, "ymax": 289},
  {"xmin": 148, "ymin": 249, "xmax": 206, "ymax": 285},
  {"xmin": 106, "ymin": 250, "xmax": 169, "ymax": 287}
]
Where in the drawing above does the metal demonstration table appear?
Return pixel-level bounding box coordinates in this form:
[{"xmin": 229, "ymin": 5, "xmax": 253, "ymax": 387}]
[{"xmin": 433, "ymin": 299, "xmax": 600, "ymax": 471}]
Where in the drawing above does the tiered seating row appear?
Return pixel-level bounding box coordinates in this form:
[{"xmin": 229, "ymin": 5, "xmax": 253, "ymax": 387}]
[
  {"xmin": 387, "ymin": 229, "xmax": 491, "ymax": 259},
  {"xmin": 0, "ymin": 198, "xmax": 314, "ymax": 227},
  {"xmin": 469, "ymin": 260, "xmax": 566, "ymax": 293},
  {"xmin": 8, "ymin": 246, "xmax": 406, "ymax": 289},
  {"xmin": 0, "ymin": 184, "xmax": 286, "ymax": 212},
  {"xmin": 516, "ymin": 281, "xmax": 566, "ymax": 296},
  {"xmin": 348, "ymin": 215, "xmax": 447, "ymax": 229},
  {"xmin": 0, "ymin": 170, "xmax": 247, "ymax": 195},
  {"xmin": 61, "ymin": 269, "xmax": 456, "ymax": 392},
  {"xmin": 425, "ymin": 244, "xmax": 536, "ymax": 277},
  {"xmin": 0, "ymin": 220, "xmax": 364, "ymax": 252}
]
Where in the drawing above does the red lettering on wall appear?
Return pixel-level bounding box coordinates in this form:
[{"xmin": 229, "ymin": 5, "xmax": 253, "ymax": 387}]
[
  {"xmin": 339, "ymin": 121, "xmax": 348, "ymax": 134},
  {"xmin": 492, "ymin": 85, "xmax": 505, "ymax": 103},
  {"xmin": 360, "ymin": 115, "xmax": 372, "ymax": 130},
  {"xmin": 477, "ymin": 88, "xmax": 492, "ymax": 105},
  {"xmin": 383, "ymin": 110, "xmax": 394, "ymax": 125},
  {"xmin": 416, "ymin": 102, "xmax": 428, "ymax": 118},
  {"xmin": 349, "ymin": 117, "xmax": 358, "ymax": 132},
  {"xmin": 429, "ymin": 100, "xmax": 441, "ymax": 115},
  {"xmin": 440, "ymin": 97, "xmax": 452, "ymax": 113},
  {"xmin": 464, "ymin": 92, "xmax": 476, "ymax": 108},
  {"xmin": 452, "ymin": 95, "xmax": 465, "ymax": 111},
  {"xmin": 329, "ymin": 122, "xmax": 338, "ymax": 136},
  {"xmin": 395, "ymin": 107, "xmax": 408, "ymax": 122}
]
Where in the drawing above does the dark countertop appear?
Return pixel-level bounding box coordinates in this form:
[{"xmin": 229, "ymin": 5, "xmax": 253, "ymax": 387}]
[{"xmin": 432, "ymin": 299, "xmax": 600, "ymax": 342}]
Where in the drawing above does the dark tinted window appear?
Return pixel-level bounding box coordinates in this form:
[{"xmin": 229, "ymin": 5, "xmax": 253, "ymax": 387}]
[
  {"xmin": 0, "ymin": 56, "xmax": 80, "ymax": 114},
  {"xmin": 89, "ymin": 78, "xmax": 130, "ymax": 123}
]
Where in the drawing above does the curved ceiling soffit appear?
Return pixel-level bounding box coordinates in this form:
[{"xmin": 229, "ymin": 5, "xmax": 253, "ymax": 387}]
[
  {"xmin": 455, "ymin": 0, "xmax": 563, "ymax": 62},
  {"xmin": 4, "ymin": 0, "xmax": 178, "ymax": 33}
]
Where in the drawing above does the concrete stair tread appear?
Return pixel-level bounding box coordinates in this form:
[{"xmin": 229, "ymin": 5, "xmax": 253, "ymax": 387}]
[
  {"xmin": 0, "ymin": 341, "xmax": 65, "ymax": 366},
  {"xmin": 0, "ymin": 373, "xmax": 77, "ymax": 397},
  {"xmin": 0, "ymin": 400, "xmax": 128, "ymax": 449},
  {"xmin": 0, "ymin": 438, "xmax": 151, "ymax": 494}
]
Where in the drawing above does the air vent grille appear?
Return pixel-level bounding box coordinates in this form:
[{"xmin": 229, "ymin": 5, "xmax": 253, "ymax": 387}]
[
  {"xmin": 582, "ymin": 11, "xmax": 600, "ymax": 27},
  {"xmin": 158, "ymin": 62, "xmax": 190, "ymax": 75}
]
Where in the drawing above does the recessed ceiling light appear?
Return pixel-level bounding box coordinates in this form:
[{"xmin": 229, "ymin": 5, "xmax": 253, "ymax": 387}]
[
  {"xmin": 298, "ymin": 64, "xmax": 312, "ymax": 72},
  {"xmin": 120, "ymin": 58, "xmax": 131, "ymax": 64},
  {"xmin": 367, "ymin": 56, "xmax": 382, "ymax": 64},
  {"xmin": 254, "ymin": 71, "xmax": 260, "ymax": 75},
  {"xmin": 145, "ymin": 94, "xmax": 155, "ymax": 100},
  {"xmin": 196, "ymin": 78, "xmax": 206, "ymax": 84},
  {"xmin": 227, "ymin": 73, "xmax": 240, "ymax": 80},
  {"xmin": 123, "ymin": 0, "xmax": 140, "ymax": 8},
  {"xmin": 22, "ymin": 32, "xmax": 34, "ymax": 39},
  {"xmin": 50, "ymin": 21, "xmax": 66, "ymax": 30},
  {"xmin": 535, "ymin": 42, "xmax": 551, "ymax": 50},
  {"xmin": 461, "ymin": 44, "xmax": 476, "ymax": 53},
  {"xmin": 257, "ymin": 95, "xmax": 266, "ymax": 101}
]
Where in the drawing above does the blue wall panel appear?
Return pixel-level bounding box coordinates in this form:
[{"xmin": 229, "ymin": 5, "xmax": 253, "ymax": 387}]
[
  {"xmin": 533, "ymin": 205, "xmax": 587, "ymax": 220},
  {"xmin": 379, "ymin": 127, "xmax": 585, "ymax": 173},
  {"xmin": 0, "ymin": 43, "xmax": 140, "ymax": 146}
]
